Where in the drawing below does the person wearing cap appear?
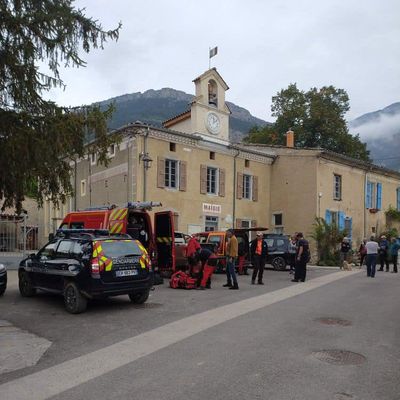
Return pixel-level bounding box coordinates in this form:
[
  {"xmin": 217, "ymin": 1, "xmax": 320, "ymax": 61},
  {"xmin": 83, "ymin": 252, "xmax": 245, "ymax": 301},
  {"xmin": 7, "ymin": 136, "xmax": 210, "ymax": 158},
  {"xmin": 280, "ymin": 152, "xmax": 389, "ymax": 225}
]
[
  {"xmin": 250, "ymin": 232, "xmax": 268, "ymax": 285},
  {"xmin": 378, "ymin": 235, "xmax": 390, "ymax": 272},
  {"xmin": 224, "ymin": 229, "xmax": 239, "ymax": 290}
]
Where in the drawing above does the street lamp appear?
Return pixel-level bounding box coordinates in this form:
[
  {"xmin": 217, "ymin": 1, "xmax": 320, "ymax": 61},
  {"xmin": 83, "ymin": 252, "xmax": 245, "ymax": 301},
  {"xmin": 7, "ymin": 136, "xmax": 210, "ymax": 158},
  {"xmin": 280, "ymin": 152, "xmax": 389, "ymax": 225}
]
[{"xmin": 139, "ymin": 152, "xmax": 153, "ymax": 170}]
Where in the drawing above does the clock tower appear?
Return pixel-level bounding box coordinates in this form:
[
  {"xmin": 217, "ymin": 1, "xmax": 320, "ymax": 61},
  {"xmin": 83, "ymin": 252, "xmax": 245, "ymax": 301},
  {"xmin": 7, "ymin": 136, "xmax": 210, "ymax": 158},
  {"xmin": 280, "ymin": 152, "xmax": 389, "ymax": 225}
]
[
  {"xmin": 163, "ymin": 68, "xmax": 231, "ymax": 142},
  {"xmin": 191, "ymin": 68, "xmax": 231, "ymax": 141}
]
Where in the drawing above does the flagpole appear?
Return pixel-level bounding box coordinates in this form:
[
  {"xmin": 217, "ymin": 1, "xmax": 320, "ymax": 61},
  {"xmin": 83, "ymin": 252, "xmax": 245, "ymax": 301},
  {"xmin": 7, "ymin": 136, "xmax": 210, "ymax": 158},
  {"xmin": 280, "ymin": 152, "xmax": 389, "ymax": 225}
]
[{"xmin": 209, "ymin": 47, "xmax": 211, "ymax": 69}]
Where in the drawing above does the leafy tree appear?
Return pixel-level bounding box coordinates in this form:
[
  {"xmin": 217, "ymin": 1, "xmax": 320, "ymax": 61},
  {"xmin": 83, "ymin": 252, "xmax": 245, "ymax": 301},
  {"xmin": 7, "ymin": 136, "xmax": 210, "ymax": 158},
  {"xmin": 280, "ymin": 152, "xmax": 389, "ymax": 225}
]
[
  {"xmin": 0, "ymin": 0, "xmax": 121, "ymax": 212},
  {"xmin": 244, "ymin": 84, "xmax": 370, "ymax": 161}
]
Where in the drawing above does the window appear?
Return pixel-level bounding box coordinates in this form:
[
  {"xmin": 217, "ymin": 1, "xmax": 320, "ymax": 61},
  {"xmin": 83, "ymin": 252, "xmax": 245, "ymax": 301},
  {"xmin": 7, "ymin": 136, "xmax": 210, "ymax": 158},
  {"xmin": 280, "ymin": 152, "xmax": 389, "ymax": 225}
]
[
  {"xmin": 39, "ymin": 242, "xmax": 57, "ymax": 260},
  {"xmin": 209, "ymin": 151, "xmax": 215, "ymax": 160},
  {"xmin": 90, "ymin": 153, "xmax": 97, "ymax": 166},
  {"xmin": 169, "ymin": 142, "xmax": 176, "ymax": 152},
  {"xmin": 366, "ymin": 181, "xmax": 382, "ymax": 209},
  {"xmin": 207, "ymin": 167, "xmax": 218, "ymax": 195},
  {"xmin": 56, "ymin": 240, "xmax": 73, "ymax": 257},
  {"xmin": 165, "ymin": 159, "xmax": 178, "ymax": 189},
  {"xmin": 205, "ymin": 216, "xmax": 218, "ymax": 232},
  {"xmin": 108, "ymin": 144, "xmax": 116, "ymax": 158},
  {"xmin": 80, "ymin": 180, "xmax": 86, "ymax": 197},
  {"xmin": 245, "ymin": 159, "xmax": 250, "ymax": 168},
  {"xmin": 331, "ymin": 211, "xmax": 338, "ymax": 226},
  {"xmin": 333, "ymin": 174, "xmax": 342, "ymax": 200},
  {"xmin": 273, "ymin": 213, "xmax": 283, "ymax": 226},
  {"xmin": 243, "ymin": 174, "xmax": 252, "ymax": 199},
  {"xmin": 397, "ymin": 188, "xmax": 400, "ymax": 211}
]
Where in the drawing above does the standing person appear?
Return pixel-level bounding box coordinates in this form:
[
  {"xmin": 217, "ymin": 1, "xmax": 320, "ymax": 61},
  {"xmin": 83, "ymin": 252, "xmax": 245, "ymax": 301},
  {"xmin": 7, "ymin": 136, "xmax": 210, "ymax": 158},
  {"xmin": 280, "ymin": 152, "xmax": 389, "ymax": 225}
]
[
  {"xmin": 186, "ymin": 234, "xmax": 201, "ymax": 273},
  {"xmin": 359, "ymin": 239, "xmax": 367, "ymax": 267},
  {"xmin": 378, "ymin": 235, "xmax": 390, "ymax": 272},
  {"xmin": 224, "ymin": 229, "xmax": 239, "ymax": 290},
  {"xmin": 389, "ymin": 238, "xmax": 400, "ymax": 273},
  {"xmin": 365, "ymin": 236, "xmax": 379, "ymax": 278},
  {"xmin": 288, "ymin": 235, "xmax": 297, "ymax": 275},
  {"xmin": 292, "ymin": 232, "xmax": 310, "ymax": 283},
  {"xmin": 198, "ymin": 245, "xmax": 219, "ymax": 289},
  {"xmin": 340, "ymin": 237, "xmax": 351, "ymax": 269},
  {"xmin": 250, "ymin": 232, "xmax": 268, "ymax": 285}
]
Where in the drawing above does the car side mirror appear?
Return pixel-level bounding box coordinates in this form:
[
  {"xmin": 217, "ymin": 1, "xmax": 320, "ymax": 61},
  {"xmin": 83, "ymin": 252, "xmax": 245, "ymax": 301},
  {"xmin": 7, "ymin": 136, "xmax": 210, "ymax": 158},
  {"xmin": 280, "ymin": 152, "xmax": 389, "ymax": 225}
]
[
  {"xmin": 29, "ymin": 253, "xmax": 36, "ymax": 259},
  {"xmin": 48, "ymin": 233, "xmax": 55, "ymax": 241}
]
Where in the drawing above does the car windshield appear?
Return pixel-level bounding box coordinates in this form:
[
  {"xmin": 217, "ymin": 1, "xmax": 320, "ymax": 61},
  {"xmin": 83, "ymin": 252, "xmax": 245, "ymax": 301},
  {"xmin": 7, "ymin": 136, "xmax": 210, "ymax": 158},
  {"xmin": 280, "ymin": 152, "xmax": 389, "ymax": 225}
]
[{"xmin": 98, "ymin": 240, "xmax": 143, "ymax": 258}]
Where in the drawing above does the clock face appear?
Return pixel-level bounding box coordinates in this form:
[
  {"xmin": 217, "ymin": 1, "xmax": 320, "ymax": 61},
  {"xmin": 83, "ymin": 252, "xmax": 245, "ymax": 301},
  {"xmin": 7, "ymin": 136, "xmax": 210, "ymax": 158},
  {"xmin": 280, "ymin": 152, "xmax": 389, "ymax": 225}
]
[{"xmin": 206, "ymin": 112, "xmax": 221, "ymax": 134}]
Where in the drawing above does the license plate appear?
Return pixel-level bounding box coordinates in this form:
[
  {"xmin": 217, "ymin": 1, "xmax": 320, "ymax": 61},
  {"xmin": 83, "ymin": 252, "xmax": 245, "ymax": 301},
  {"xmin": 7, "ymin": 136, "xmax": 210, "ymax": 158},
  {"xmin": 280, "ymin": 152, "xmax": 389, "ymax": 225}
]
[{"xmin": 115, "ymin": 270, "xmax": 138, "ymax": 277}]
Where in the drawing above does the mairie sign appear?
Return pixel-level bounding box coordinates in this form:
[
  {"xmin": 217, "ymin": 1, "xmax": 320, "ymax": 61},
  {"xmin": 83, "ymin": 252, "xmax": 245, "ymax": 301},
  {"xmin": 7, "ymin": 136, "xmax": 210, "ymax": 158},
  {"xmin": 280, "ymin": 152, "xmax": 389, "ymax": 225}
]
[{"xmin": 202, "ymin": 203, "xmax": 221, "ymax": 214}]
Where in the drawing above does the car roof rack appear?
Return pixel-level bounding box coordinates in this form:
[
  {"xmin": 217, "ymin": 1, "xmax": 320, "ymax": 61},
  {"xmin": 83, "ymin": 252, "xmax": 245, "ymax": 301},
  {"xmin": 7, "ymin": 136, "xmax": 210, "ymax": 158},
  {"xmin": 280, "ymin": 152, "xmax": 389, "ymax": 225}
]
[
  {"xmin": 56, "ymin": 229, "xmax": 110, "ymax": 239},
  {"xmin": 55, "ymin": 229, "xmax": 133, "ymax": 240}
]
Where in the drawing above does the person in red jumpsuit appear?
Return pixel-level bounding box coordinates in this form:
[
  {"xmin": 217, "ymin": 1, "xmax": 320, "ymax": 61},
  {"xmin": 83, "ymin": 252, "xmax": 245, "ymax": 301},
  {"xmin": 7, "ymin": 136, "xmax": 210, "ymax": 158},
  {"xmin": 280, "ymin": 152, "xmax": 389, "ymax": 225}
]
[
  {"xmin": 198, "ymin": 245, "xmax": 219, "ymax": 289},
  {"xmin": 186, "ymin": 234, "xmax": 201, "ymax": 273}
]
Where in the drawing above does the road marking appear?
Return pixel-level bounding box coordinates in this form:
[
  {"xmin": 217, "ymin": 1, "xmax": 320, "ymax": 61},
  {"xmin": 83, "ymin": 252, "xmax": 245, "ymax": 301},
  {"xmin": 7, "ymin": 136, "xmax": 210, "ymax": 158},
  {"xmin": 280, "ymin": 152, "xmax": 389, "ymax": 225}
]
[{"xmin": 0, "ymin": 270, "xmax": 359, "ymax": 400}]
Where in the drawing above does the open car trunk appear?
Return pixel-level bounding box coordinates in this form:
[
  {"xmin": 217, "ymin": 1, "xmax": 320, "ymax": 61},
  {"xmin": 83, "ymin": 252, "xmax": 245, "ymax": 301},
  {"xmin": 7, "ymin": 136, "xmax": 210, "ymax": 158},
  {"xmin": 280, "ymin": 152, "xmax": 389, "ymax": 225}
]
[{"xmin": 154, "ymin": 211, "xmax": 175, "ymax": 274}]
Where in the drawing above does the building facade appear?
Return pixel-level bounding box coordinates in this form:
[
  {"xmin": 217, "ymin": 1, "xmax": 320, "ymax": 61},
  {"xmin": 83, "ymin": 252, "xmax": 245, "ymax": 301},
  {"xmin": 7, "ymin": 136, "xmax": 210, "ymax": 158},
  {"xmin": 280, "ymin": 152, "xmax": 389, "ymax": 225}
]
[{"xmin": 37, "ymin": 68, "xmax": 400, "ymax": 252}]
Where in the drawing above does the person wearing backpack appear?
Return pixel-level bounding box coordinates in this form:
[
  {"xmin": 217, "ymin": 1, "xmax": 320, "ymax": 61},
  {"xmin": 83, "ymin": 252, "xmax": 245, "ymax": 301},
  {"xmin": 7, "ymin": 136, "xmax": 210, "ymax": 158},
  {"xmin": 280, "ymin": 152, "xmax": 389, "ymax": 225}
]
[{"xmin": 292, "ymin": 232, "xmax": 310, "ymax": 283}]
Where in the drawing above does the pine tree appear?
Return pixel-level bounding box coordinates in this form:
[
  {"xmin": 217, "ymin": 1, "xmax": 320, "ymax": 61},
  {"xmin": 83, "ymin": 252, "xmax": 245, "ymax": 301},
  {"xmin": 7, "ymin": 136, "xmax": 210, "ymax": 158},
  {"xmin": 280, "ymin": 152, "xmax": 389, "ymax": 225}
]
[{"xmin": 0, "ymin": 0, "xmax": 121, "ymax": 211}]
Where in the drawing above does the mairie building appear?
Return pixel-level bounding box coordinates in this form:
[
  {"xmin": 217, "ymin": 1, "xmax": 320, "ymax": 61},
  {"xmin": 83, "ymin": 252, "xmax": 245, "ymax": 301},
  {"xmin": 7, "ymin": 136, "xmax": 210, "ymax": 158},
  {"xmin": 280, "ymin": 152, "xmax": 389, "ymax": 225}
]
[{"xmin": 39, "ymin": 68, "xmax": 400, "ymax": 251}]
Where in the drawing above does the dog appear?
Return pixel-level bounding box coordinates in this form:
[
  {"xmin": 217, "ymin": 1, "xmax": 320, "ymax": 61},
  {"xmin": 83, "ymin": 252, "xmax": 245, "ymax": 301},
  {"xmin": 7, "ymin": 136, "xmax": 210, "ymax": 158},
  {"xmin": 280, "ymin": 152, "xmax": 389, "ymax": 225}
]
[{"xmin": 342, "ymin": 260, "xmax": 355, "ymax": 271}]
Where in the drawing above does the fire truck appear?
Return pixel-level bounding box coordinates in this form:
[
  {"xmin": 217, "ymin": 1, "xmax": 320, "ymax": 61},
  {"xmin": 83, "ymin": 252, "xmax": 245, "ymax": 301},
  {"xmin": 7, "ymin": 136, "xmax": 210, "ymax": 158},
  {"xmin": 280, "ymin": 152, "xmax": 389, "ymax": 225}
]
[{"xmin": 59, "ymin": 202, "xmax": 182, "ymax": 275}]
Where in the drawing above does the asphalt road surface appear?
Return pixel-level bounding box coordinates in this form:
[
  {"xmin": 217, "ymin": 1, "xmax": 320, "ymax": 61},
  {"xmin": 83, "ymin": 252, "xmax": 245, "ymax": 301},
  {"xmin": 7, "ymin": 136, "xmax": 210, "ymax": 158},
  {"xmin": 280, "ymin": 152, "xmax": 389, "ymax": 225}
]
[{"xmin": 0, "ymin": 267, "xmax": 399, "ymax": 400}]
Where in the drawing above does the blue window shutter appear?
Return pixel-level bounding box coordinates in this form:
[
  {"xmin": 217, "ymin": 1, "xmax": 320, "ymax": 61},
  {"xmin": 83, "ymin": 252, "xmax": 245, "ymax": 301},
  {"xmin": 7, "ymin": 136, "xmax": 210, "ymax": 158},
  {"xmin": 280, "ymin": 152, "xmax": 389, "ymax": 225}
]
[
  {"xmin": 366, "ymin": 182, "xmax": 372, "ymax": 208},
  {"xmin": 338, "ymin": 211, "xmax": 345, "ymax": 231},
  {"xmin": 397, "ymin": 188, "xmax": 400, "ymax": 211},
  {"xmin": 325, "ymin": 210, "xmax": 331, "ymax": 225},
  {"xmin": 347, "ymin": 217, "xmax": 353, "ymax": 239},
  {"xmin": 376, "ymin": 183, "xmax": 382, "ymax": 210}
]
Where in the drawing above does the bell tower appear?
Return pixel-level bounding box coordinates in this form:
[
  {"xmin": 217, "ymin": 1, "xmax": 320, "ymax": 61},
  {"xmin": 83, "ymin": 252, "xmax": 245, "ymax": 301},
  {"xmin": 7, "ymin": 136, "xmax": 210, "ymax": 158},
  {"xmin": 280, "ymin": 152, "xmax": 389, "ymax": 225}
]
[{"xmin": 190, "ymin": 68, "xmax": 231, "ymax": 141}]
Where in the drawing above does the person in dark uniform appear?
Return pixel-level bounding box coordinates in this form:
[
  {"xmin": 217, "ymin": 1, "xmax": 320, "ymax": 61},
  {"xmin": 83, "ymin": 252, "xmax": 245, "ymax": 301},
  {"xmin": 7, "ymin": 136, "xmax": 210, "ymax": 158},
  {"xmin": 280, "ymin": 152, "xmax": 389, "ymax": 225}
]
[
  {"xmin": 292, "ymin": 232, "xmax": 310, "ymax": 282},
  {"xmin": 250, "ymin": 232, "xmax": 268, "ymax": 285},
  {"xmin": 378, "ymin": 235, "xmax": 390, "ymax": 272}
]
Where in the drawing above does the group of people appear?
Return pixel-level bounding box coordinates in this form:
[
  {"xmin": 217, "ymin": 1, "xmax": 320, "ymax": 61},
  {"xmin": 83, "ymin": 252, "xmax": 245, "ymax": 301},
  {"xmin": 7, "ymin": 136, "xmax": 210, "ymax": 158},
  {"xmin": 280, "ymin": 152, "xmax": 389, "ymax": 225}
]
[
  {"xmin": 185, "ymin": 229, "xmax": 311, "ymax": 290},
  {"xmin": 358, "ymin": 235, "xmax": 400, "ymax": 277}
]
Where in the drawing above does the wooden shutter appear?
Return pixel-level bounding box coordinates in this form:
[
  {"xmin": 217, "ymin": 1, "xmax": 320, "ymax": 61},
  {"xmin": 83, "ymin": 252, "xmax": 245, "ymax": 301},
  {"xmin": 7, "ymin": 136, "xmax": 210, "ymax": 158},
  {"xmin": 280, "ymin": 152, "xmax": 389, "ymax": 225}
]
[
  {"xmin": 219, "ymin": 168, "xmax": 225, "ymax": 197},
  {"xmin": 237, "ymin": 172, "xmax": 243, "ymax": 199},
  {"xmin": 252, "ymin": 175, "xmax": 258, "ymax": 201},
  {"xmin": 251, "ymin": 220, "xmax": 257, "ymax": 228},
  {"xmin": 157, "ymin": 157, "xmax": 165, "ymax": 188},
  {"xmin": 200, "ymin": 164, "xmax": 207, "ymax": 194},
  {"xmin": 179, "ymin": 161, "xmax": 187, "ymax": 191},
  {"xmin": 236, "ymin": 218, "xmax": 242, "ymax": 228}
]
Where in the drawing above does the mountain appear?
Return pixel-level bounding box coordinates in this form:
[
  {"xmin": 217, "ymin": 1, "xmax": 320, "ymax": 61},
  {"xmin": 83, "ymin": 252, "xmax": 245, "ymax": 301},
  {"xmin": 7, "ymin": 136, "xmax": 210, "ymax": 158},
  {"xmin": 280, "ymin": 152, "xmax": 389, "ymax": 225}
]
[
  {"xmin": 97, "ymin": 88, "xmax": 399, "ymax": 171},
  {"xmin": 349, "ymin": 102, "xmax": 400, "ymax": 171},
  {"xmin": 99, "ymin": 88, "xmax": 269, "ymax": 142}
]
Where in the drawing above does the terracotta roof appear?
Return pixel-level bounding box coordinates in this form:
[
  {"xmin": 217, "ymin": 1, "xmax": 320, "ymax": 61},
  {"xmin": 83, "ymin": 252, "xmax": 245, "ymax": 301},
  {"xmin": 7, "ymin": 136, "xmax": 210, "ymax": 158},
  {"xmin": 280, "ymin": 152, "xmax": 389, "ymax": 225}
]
[{"xmin": 162, "ymin": 110, "xmax": 191, "ymax": 128}]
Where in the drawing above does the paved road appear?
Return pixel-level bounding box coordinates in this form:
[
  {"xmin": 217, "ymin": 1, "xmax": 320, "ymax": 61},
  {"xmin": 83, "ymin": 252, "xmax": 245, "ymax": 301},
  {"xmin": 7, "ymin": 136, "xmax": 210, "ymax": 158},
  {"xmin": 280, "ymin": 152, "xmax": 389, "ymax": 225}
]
[{"xmin": 1, "ymin": 267, "xmax": 399, "ymax": 400}]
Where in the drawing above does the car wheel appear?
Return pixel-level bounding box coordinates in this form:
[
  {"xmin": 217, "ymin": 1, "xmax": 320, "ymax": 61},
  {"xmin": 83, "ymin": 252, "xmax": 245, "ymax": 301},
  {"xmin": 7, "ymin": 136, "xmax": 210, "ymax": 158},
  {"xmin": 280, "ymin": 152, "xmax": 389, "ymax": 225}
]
[
  {"xmin": 272, "ymin": 256, "xmax": 287, "ymax": 271},
  {"xmin": 64, "ymin": 282, "xmax": 87, "ymax": 314},
  {"xmin": 19, "ymin": 271, "xmax": 36, "ymax": 297},
  {"xmin": 129, "ymin": 289, "xmax": 150, "ymax": 304}
]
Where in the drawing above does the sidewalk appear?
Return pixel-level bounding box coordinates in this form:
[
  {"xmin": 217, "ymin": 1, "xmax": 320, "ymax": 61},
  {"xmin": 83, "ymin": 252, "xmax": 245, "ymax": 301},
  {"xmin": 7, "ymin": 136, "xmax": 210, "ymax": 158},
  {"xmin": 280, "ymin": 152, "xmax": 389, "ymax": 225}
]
[{"xmin": 0, "ymin": 253, "xmax": 25, "ymax": 270}]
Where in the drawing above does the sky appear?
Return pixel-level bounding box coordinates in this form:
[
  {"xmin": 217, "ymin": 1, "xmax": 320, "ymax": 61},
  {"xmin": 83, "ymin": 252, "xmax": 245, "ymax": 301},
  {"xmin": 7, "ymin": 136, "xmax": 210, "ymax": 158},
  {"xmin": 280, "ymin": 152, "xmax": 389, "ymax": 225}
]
[{"xmin": 47, "ymin": 0, "xmax": 400, "ymax": 127}]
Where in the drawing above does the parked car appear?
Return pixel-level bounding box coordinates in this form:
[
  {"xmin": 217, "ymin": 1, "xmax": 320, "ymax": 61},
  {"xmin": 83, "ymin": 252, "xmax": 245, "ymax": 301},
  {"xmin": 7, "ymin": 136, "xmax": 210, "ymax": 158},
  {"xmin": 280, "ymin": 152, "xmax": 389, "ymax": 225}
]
[
  {"xmin": 18, "ymin": 229, "xmax": 153, "ymax": 314},
  {"xmin": 0, "ymin": 263, "xmax": 7, "ymax": 296},
  {"xmin": 263, "ymin": 234, "xmax": 291, "ymax": 270},
  {"xmin": 174, "ymin": 232, "xmax": 190, "ymax": 270}
]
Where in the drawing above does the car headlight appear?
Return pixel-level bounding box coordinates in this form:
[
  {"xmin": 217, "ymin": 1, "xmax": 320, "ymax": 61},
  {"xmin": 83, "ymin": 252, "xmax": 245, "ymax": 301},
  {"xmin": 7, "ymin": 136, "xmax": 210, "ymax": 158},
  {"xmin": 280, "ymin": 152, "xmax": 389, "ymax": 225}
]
[{"xmin": 0, "ymin": 264, "xmax": 6, "ymax": 272}]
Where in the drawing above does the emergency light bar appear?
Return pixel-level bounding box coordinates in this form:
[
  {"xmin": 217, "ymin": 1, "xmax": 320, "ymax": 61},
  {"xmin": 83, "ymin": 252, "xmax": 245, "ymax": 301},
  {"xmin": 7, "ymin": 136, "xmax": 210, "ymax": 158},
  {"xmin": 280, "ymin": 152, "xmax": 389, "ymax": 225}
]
[{"xmin": 127, "ymin": 201, "xmax": 162, "ymax": 210}]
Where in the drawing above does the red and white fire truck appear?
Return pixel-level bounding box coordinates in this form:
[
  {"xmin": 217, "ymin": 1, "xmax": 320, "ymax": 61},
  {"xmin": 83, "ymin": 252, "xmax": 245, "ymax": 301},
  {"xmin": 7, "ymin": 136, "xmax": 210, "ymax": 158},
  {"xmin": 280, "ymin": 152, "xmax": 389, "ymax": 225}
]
[{"xmin": 59, "ymin": 202, "xmax": 185, "ymax": 275}]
